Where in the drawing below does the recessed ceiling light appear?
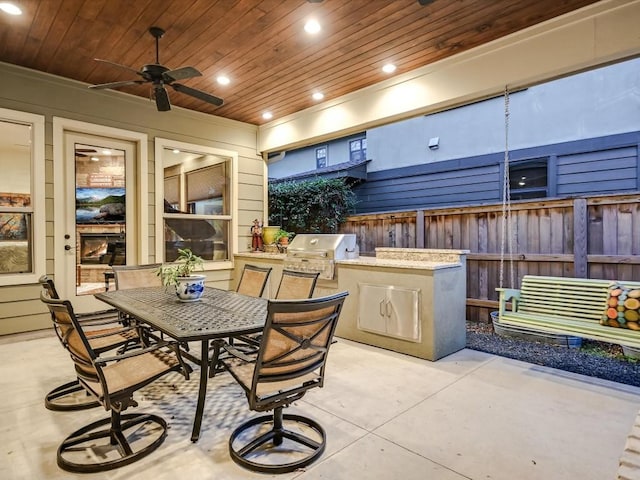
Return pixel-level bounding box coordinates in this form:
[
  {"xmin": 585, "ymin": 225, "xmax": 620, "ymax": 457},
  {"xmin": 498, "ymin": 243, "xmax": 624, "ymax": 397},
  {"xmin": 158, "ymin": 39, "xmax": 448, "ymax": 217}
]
[
  {"xmin": 0, "ymin": 3, "xmax": 22, "ymax": 15},
  {"xmin": 262, "ymin": 112, "xmax": 273, "ymax": 120},
  {"xmin": 382, "ymin": 63, "xmax": 397, "ymax": 73},
  {"xmin": 90, "ymin": 156, "xmax": 100, "ymax": 162},
  {"xmin": 172, "ymin": 149, "xmax": 180, "ymax": 154},
  {"xmin": 217, "ymin": 75, "xmax": 230, "ymax": 85},
  {"xmin": 312, "ymin": 92, "xmax": 324, "ymax": 101},
  {"xmin": 101, "ymin": 149, "xmax": 112, "ymax": 155},
  {"xmin": 304, "ymin": 19, "xmax": 321, "ymax": 34}
]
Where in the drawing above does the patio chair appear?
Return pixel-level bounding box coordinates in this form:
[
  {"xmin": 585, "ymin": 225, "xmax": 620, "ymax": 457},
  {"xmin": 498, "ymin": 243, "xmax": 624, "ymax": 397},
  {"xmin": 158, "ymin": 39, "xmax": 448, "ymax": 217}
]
[
  {"xmin": 112, "ymin": 263, "xmax": 163, "ymax": 344},
  {"xmin": 230, "ymin": 270, "xmax": 320, "ymax": 347},
  {"xmin": 222, "ymin": 269, "xmax": 322, "ymax": 361},
  {"xmin": 224, "ymin": 269, "xmax": 318, "ymax": 356},
  {"xmin": 39, "ymin": 275, "xmax": 139, "ymax": 411},
  {"xmin": 40, "ymin": 291, "xmax": 190, "ymax": 473},
  {"xmin": 236, "ymin": 264, "xmax": 272, "ymax": 297},
  {"xmin": 111, "ymin": 263, "xmax": 163, "ymax": 290},
  {"xmin": 40, "ymin": 275, "xmax": 119, "ymax": 324},
  {"xmin": 275, "ymin": 269, "xmax": 320, "ymax": 299},
  {"xmin": 219, "ymin": 291, "xmax": 348, "ymax": 473},
  {"xmin": 209, "ymin": 264, "xmax": 272, "ymax": 376}
]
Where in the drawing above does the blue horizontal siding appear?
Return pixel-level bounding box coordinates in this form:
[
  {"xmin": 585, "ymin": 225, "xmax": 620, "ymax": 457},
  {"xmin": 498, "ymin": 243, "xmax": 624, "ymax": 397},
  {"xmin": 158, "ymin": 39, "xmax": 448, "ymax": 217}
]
[
  {"xmin": 352, "ymin": 131, "xmax": 639, "ymax": 214},
  {"xmin": 557, "ymin": 146, "xmax": 638, "ymax": 195},
  {"xmin": 355, "ymin": 165, "xmax": 499, "ymax": 212}
]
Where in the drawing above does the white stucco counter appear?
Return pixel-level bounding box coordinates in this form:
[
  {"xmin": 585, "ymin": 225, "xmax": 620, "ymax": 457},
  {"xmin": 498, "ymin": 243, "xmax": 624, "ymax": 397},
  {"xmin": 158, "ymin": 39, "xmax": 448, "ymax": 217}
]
[
  {"xmin": 234, "ymin": 247, "xmax": 468, "ymax": 361},
  {"xmin": 335, "ymin": 248, "xmax": 468, "ymax": 361}
]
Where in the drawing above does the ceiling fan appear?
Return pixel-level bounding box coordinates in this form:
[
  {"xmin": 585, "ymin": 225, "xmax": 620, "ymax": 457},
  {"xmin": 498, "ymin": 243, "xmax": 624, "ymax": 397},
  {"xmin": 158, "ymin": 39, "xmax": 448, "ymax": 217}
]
[{"xmin": 89, "ymin": 27, "xmax": 223, "ymax": 112}]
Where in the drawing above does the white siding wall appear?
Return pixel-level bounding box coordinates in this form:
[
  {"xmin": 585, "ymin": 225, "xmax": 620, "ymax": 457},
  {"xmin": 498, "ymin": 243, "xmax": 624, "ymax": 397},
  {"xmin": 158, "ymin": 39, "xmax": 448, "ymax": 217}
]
[{"xmin": 0, "ymin": 62, "xmax": 263, "ymax": 335}]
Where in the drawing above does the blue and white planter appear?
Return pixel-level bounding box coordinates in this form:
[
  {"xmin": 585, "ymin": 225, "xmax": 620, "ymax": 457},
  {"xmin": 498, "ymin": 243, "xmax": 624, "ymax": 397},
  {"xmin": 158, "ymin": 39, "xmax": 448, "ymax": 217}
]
[{"xmin": 175, "ymin": 275, "xmax": 206, "ymax": 302}]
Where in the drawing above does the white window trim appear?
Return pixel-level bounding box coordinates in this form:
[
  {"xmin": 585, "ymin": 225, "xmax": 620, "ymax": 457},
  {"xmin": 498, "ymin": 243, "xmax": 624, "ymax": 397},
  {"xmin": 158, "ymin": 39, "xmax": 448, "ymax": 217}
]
[
  {"xmin": 0, "ymin": 108, "xmax": 45, "ymax": 286},
  {"xmin": 154, "ymin": 138, "xmax": 238, "ymax": 270}
]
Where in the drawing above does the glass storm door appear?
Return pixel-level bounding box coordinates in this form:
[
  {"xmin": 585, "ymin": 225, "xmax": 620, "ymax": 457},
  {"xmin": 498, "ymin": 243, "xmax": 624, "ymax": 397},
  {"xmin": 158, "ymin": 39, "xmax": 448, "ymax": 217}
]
[{"xmin": 60, "ymin": 132, "xmax": 136, "ymax": 312}]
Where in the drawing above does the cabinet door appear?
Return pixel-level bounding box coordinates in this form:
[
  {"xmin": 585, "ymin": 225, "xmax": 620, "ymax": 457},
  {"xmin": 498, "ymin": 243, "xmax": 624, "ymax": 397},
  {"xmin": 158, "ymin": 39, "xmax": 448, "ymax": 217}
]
[
  {"xmin": 357, "ymin": 284, "xmax": 389, "ymax": 335},
  {"xmin": 386, "ymin": 286, "xmax": 421, "ymax": 342},
  {"xmin": 357, "ymin": 284, "xmax": 421, "ymax": 342}
]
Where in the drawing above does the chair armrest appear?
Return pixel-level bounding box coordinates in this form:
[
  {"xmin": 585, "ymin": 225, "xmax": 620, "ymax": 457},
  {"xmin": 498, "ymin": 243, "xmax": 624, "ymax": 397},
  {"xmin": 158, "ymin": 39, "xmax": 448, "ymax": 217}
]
[
  {"xmin": 95, "ymin": 340, "xmax": 177, "ymax": 364},
  {"xmin": 496, "ymin": 288, "xmax": 521, "ymax": 317},
  {"xmin": 84, "ymin": 325, "xmax": 138, "ymax": 339},
  {"xmin": 77, "ymin": 309, "xmax": 120, "ymax": 326},
  {"xmin": 221, "ymin": 341, "xmax": 256, "ymax": 363},
  {"xmin": 96, "ymin": 340, "xmax": 191, "ymax": 380}
]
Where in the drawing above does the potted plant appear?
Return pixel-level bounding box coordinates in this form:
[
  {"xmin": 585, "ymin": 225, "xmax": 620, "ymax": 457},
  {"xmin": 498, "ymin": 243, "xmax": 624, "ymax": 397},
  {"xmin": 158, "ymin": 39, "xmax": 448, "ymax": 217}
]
[
  {"xmin": 274, "ymin": 229, "xmax": 294, "ymax": 246},
  {"xmin": 157, "ymin": 248, "xmax": 206, "ymax": 302}
]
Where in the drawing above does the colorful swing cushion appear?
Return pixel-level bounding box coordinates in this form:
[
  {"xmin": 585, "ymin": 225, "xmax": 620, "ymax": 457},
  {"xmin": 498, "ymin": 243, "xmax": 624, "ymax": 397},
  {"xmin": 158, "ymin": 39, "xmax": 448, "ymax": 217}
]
[{"xmin": 601, "ymin": 283, "xmax": 640, "ymax": 330}]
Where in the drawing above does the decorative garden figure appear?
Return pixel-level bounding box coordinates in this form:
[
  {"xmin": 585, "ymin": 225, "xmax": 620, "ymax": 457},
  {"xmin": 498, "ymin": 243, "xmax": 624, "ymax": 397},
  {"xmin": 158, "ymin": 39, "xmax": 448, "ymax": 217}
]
[{"xmin": 251, "ymin": 219, "xmax": 263, "ymax": 251}]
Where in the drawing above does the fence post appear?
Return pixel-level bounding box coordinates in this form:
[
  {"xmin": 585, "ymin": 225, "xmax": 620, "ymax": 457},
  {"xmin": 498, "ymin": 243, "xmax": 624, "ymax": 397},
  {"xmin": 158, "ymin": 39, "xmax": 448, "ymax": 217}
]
[
  {"xmin": 416, "ymin": 210, "xmax": 425, "ymax": 248},
  {"xmin": 573, "ymin": 198, "xmax": 588, "ymax": 278}
]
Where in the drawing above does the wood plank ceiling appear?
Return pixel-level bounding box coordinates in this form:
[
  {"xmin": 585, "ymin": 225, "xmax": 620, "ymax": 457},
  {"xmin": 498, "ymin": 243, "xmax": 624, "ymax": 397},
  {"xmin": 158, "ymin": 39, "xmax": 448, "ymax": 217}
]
[{"xmin": 0, "ymin": 0, "xmax": 599, "ymax": 125}]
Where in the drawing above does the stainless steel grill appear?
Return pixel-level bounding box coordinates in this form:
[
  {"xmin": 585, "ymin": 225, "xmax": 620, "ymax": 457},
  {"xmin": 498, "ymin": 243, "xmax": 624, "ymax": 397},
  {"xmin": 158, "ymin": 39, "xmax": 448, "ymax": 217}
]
[{"xmin": 283, "ymin": 234, "xmax": 358, "ymax": 280}]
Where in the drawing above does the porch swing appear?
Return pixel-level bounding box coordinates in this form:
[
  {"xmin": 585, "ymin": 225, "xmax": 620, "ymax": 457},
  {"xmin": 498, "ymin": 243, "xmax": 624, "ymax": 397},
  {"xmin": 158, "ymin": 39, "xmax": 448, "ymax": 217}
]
[
  {"xmin": 494, "ymin": 88, "xmax": 640, "ymax": 349},
  {"xmin": 493, "ymin": 87, "xmax": 579, "ymax": 345}
]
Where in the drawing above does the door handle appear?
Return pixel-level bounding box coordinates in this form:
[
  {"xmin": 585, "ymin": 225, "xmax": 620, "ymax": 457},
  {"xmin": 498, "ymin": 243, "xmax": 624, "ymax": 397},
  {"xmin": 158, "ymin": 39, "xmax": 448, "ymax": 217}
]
[{"xmin": 64, "ymin": 245, "xmax": 72, "ymax": 251}]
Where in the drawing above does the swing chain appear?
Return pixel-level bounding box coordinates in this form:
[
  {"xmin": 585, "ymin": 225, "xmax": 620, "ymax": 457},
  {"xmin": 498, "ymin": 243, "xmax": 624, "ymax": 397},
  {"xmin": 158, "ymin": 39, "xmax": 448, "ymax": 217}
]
[{"xmin": 499, "ymin": 86, "xmax": 515, "ymax": 289}]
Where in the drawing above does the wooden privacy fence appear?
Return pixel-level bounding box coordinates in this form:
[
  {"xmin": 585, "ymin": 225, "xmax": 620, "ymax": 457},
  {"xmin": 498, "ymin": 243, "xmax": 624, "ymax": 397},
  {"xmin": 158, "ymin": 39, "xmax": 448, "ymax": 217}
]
[{"xmin": 339, "ymin": 193, "xmax": 640, "ymax": 322}]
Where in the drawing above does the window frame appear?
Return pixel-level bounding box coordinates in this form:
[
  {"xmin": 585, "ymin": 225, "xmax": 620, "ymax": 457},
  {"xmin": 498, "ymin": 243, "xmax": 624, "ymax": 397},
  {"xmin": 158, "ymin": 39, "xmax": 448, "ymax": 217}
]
[
  {"xmin": 0, "ymin": 108, "xmax": 46, "ymax": 286},
  {"xmin": 349, "ymin": 137, "xmax": 367, "ymax": 162},
  {"xmin": 315, "ymin": 146, "xmax": 327, "ymax": 169},
  {"xmin": 508, "ymin": 157, "xmax": 549, "ymax": 200},
  {"xmin": 154, "ymin": 138, "xmax": 238, "ymax": 270}
]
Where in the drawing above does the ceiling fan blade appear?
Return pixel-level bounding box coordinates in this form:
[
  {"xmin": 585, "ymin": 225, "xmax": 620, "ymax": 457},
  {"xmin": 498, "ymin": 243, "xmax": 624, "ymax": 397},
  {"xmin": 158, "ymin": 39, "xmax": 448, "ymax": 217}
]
[
  {"xmin": 94, "ymin": 58, "xmax": 143, "ymax": 76},
  {"xmin": 89, "ymin": 80, "xmax": 145, "ymax": 90},
  {"xmin": 163, "ymin": 66, "xmax": 202, "ymax": 82},
  {"xmin": 154, "ymin": 86, "xmax": 171, "ymax": 111},
  {"xmin": 171, "ymin": 83, "xmax": 224, "ymax": 107}
]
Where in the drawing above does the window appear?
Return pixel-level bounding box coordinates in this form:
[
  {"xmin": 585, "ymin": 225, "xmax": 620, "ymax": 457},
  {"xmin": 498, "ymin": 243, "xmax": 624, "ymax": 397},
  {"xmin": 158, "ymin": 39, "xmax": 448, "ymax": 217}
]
[
  {"xmin": 316, "ymin": 146, "xmax": 327, "ymax": 168},
  {"xmin": 509, "ymin": 159, "xmax": 548, "ymax": 200},
  {"xmin": 156, "ymin": 139, "xmax": 236, "ymax": 266},
  {"xmin": 349, "ymin": 138, "xmax": 367, "ymax": 162},
  {"xmin": 0, "ymin": 109, "xmax": 45, "ymax": 285}
]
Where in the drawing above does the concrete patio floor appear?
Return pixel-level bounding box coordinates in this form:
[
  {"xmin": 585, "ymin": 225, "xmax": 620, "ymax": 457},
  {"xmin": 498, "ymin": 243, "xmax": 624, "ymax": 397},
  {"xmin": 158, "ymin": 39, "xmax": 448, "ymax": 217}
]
[{"xmin": 1, "ymin": 331, "xmax": 638, "ymax": 479}]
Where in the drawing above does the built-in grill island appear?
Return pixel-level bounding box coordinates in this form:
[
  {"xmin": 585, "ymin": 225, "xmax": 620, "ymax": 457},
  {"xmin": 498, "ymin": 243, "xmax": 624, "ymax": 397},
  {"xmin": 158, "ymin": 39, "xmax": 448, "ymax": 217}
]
[
  {"xmin": 234, "ymin": 245, "xmax": 468, "ymax": 361},
  {"xmin": 283, "ymin": 234, "xmax": 358, "ymax": 280}
]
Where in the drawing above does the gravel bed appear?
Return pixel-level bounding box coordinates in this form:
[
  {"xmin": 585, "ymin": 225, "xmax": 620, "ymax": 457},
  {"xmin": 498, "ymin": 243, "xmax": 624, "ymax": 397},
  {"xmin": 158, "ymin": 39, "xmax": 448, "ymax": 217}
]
[{"xmin": 466, "ymin": 322, "xmax": 640, "ymax": 388}]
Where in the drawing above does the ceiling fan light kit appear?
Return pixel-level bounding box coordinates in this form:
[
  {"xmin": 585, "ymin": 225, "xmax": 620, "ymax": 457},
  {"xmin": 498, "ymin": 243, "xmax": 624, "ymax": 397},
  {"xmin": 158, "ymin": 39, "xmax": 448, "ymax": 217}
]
[{"xmin": 89, "ymin": 26, "xmax": 223, "ymax": 112}]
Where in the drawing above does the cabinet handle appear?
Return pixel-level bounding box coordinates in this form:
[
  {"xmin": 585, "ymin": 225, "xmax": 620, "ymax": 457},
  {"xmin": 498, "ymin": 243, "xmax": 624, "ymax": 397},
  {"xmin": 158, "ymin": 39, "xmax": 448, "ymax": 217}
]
[
  {"xmin": 379, "ymin": 299, "xmax": 385, "ymax": 316},
  {"xmin": 385, "ymin": 299, "xmax": 392, "ymax": 317}
]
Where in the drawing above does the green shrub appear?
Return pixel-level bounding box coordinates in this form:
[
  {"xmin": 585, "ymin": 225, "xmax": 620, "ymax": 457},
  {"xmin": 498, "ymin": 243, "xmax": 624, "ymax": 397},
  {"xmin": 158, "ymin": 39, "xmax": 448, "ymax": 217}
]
[{"xmin": 268, "ymin": 178, "xmax": 357, "ymax": 233}]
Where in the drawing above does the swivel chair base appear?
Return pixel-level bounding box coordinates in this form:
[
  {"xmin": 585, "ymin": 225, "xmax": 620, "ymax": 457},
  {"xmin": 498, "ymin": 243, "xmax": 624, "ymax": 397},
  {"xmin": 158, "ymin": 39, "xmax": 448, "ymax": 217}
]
[
  {"xmin": 229, "ymin": 408, "xmax": 326, "ymax": 474},
  {"xmin": 57, "ymin": 411, "xmax": 167, "ymax": 473},
  {"xmin": 44, "ymin": 380, "xmax": 100, "ymax": 411}
]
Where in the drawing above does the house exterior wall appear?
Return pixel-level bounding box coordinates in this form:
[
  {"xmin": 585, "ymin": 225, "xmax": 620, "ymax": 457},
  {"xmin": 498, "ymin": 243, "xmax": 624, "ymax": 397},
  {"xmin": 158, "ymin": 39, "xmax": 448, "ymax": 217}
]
[
  {"xmin": 366, "ymin": 57, "xmax": 640, "ymax": 172},
  {"xmin": 268, "ymin": 132, "xmax": 365, "ymax": 179},
  {"xmin": 269, "ymin": 58, "xmax": 640, "ymax": 214},
  {"xmin": 0, "ymin": 62, "xmax": 264, "ymax": 335},
  {"xmin": 354, "ymin": 131, "xmax": 640, "ymax": 213}
]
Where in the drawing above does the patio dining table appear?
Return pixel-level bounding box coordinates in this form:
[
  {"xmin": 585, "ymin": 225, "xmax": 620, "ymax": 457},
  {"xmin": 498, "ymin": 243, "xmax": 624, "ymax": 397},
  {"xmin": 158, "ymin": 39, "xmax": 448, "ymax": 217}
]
[{"xmin": 95, "ymin": 285, "xmax": 267, "ymax": 442}]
